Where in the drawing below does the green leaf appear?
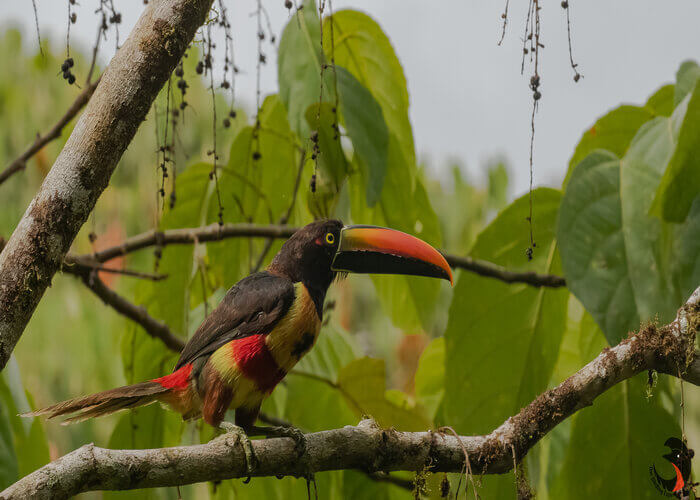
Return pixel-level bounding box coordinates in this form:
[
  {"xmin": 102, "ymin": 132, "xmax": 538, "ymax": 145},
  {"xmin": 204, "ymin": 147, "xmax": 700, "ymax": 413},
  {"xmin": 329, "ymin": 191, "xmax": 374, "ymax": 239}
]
[
  {"xmin": 338, "ymin": 357, "xmax": 432, "ymax": 431},
  {"xmin": 414, "ymin": 337, "xmax": 444, "ymax": 421},
  {"xmin": 324, "ymin": 10, "xmax": 415, "ymax": 175},
  {"xmin": 350, "ymin": 155, "xmax": 444, "ymax": 330},
  {"xmin": 0, "ymin": 358, "xmax": 50, "ymax": 479},
  {"xmin": 444, "ymin": 188, "xmax": 568, "ymax": 434},
  {"xmin": 551, "ymin": 376, "xmax": 680, "ymax": 499},
  {"xmin": 0, "ymin": 380, "xmax": 18, "ymax": 489},
  {"xmin": 564, "ymin": 105, "xmax": 654, "ymax": 187},
  {"xmin": 651, "ymin": 81, "xmax": 700, "ymax": 222},
  {"xmin": 210, "ymin": 95, "xmax": 303, "ymax": 284},
  {"xmin": 674, "ymin": 60, "xmax": 700, "ymax": 105},
  {"xmin": 305, "ymin": 102, "xmax": 349, "ymax": 191},
  {"xmin": 645, "ymin": 84, "xmax": 675, "ymax": 117},
  {"xmin": 559, "ymin": 94, "xmax": 700, "ymax": 344},
  {"xmin": 334, "ymin": 66, "xmax": 389, "ymax": 206},
  {"xmin": 278, "ymin": 0, "xmax": 334, "ymax": 139},
  {"xmin": 285, "ymin": 325, "xmax": 359, "ymax": 431}
]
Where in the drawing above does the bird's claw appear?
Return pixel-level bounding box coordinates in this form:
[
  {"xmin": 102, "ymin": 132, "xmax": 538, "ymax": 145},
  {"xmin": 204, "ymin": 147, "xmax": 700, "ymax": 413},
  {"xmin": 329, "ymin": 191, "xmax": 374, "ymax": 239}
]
[{"xmin": 218, "ymin": 422, "xmax": 258, "ymax": 476}]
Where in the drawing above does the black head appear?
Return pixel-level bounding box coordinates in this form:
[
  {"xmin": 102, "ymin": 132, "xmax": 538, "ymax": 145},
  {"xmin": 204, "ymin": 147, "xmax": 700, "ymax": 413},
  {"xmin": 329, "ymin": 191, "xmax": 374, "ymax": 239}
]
[{"xmin": 268, "ymin": 219, "xmax": 344, "ymax": 293}]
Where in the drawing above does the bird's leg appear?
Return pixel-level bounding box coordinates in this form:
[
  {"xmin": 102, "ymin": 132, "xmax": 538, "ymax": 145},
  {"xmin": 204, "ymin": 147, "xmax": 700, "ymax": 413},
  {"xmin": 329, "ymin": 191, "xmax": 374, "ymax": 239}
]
[{"xmin": 217, "ymin": 421, "xmax": 258, "ymax": 476}]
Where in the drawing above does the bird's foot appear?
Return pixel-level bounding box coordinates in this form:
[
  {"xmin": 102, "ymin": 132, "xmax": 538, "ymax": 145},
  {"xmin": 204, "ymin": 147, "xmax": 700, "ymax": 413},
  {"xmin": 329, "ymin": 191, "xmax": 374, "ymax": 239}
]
[
  {"xmin": 249, "ymin": 424, "xmax": 307, "ymax": 457},
  {"xmin": 218, "ymin": 422, "xmax": 258, "ymax": 476}
]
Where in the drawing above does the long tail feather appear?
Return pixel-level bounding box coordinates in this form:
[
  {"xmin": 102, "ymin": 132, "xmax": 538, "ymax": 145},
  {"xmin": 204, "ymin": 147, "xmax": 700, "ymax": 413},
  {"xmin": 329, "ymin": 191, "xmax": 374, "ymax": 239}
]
[
  {"xmin": 22, "ymin": 381, "xmax": 169, "ymax": 422},
  {"xmin": 23, "ymin": 364, "xmax": 194, "ymax": 423}
]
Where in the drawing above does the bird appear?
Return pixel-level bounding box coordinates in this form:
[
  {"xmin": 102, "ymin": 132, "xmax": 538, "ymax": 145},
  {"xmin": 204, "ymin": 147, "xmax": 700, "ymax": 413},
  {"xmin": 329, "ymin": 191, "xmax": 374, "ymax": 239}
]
[
  {"xmin": 24, "ymin": 220, "xmax": 452, "ymax": 470},
  {"xmin": 650, "ymin": 437, "xmax": 694, "ymax": 498}
]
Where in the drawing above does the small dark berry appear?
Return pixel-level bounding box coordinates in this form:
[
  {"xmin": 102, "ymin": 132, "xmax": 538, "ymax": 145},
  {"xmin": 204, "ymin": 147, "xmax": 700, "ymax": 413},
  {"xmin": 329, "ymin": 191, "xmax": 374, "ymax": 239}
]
[
  {"xmin": 88, "ymin": 232, "xmax": 97, "ymax": 243},
  {"xmin": 561, "ymin": 1, "xmax": 568, "ymax": 7},
  {"xmin": 271, "ymin": 36, "xmax": 276, "ymax": 43},
  {"xmin": 573, "ymin": 73, "xmax": 581, "ymax": 82},
  {"xmin": 285, "ymin": 0, "xmax": 292, "ymax": 8},
  {"xmin": 533, "ymin": 90, "xmax": 541, "ymax": 100},
  {"xmin": 180, "ymin": 101, "xmax": 187, "ymax": 110},
  {"xmin": 229, "ymin": 110, "xmax": 237, "ymax": 118},
  {"xmin": 223, "ymin": 118, "xmax": 231, "ymax": 128},
  {"xmin": 62, "ymin": 69, "xmax": 71, "ymax": 79},
  {"xmin": 67, "ymin": 74, "xmax": 76, "ymax": 85},
  {"xmin": 252, "ymin": 151, "xmax": 262, "ymax": 160},
  {"xmin": 70, "ymin": 13, "xmax": 77, "ymax": 23},
  {"xmin": 196, "ymin": 61, "xmax": 204, "ymax": 74},
  {"xmin": 310, "ymin": 130, "xmax": 319, "ymax": 142},
  {"xmin": 259, "ymin": 54, "xmax": 266, "ymax": 64},
  {"xmin": 175, "ymin": 66, "xmax": 184, "ymax": 77},
  {"xmin": 221, "ymin": 80, "xmax": 230, "ymax": 89}
]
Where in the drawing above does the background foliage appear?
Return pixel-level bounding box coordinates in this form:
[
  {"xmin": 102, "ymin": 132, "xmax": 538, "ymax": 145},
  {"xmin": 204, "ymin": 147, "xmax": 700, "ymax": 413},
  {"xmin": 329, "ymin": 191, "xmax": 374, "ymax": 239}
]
[{"xmin": 1, "ymin": 2, "xmax": 699, "ymax": 498}]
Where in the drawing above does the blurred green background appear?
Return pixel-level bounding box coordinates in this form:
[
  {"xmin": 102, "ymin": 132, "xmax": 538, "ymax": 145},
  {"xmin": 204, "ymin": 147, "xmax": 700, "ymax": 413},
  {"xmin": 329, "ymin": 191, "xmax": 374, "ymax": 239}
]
[{"xmin": 1, "ymin": 2, "xmax": 700, "ymax": 498}]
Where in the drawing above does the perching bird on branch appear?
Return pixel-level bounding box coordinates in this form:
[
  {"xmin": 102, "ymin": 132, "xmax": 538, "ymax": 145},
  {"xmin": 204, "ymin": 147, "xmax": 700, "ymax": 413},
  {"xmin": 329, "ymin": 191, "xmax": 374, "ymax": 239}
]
[{"xmin": 24, "ymin": 220, "xmax": 452, "ymax": 471}]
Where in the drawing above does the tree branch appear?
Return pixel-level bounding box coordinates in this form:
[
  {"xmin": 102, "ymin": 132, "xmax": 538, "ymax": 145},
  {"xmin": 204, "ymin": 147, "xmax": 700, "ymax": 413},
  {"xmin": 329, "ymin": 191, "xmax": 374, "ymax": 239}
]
[
  {"xmin": 77, "ymin": 223, "xmax": 566, "ymax": 287},
  {"xmin": 0, "ymin": 0, "xmax": 214, "ymax": 370},
  {"xmin": 4, "ymin": 287, "xmax": 697, "ymax": 499},
  {"xmin": 61, "ymin": 263, "xmax": 185, "ymax": 353},
  {"xmin": 0, "ymin": 78, "xmax": 100, "ymax": 186}
]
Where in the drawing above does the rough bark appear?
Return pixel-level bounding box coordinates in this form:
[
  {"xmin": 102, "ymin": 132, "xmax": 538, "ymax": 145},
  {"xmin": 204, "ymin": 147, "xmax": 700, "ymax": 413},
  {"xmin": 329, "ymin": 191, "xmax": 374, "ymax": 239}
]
[
  {"xmin": 0, "ymin": 0, "xmax": 214, "ymax": 370},
  {"xmin": 3, "ymin": 286, "xmax": 697, "ymax": 499}
]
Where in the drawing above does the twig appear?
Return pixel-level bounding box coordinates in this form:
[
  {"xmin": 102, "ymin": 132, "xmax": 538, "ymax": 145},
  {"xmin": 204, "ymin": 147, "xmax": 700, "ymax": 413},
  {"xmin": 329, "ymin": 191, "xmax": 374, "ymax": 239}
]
[
  {"xmin": 64, "ymin": 254, "xmax": 167, "ymax": 281},
  {"xmin": 0, "ymin": 78, "xmax": 100, "ymax": 186},
  {"xmin": 4, "ymin": 286, "xmax": 698, "ymax": 498},
  {"xmin": 76, "ymin": 223, "xmax": 567, "ymax": 288}
]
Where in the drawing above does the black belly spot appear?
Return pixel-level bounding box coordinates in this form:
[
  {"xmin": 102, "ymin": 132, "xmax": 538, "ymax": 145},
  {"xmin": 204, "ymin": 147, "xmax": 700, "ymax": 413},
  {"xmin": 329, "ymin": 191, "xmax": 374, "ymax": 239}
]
[{"xmin": 292, "ymin": 332, "xmax": 315, "ymax": 359}]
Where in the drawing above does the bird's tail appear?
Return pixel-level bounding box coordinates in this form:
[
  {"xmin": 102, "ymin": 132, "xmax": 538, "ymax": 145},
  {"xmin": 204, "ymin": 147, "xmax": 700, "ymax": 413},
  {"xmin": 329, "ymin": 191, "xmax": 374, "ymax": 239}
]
[{"xmin": 22, "ymin": 364, "xmax": 193, "ymax": 424}]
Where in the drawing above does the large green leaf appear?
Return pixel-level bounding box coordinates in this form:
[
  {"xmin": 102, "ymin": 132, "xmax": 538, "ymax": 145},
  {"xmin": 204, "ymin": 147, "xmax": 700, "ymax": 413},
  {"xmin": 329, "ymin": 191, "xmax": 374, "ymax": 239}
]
[
  {"xmin": 444, "ymin": 188, "xmax": 567, "ymax": 432},
  {"xmin": 335, "ymin": 66, "xmax": 389, "ymax": 206},
  {"xmin": 551, "ymin": 375, "xmax": 680, "ymax": 500},
  {"xmin": 651, "ymin": 81, "xmax": 700, "ymax": 222},
  {"xmin": 443, "ymin": 188, "xmax": 568, "ymax": 498},
  {"xmin": 674, "ymin": 60, "xmax": 700, "ymax": 105},
  {"xmin": 559, "ymin": 93, "xmax": 700, "ymax": 344},
  {"xmin": 414, "ymin": 337, "xmax": 445, "ymax": 421},
  {"xmin": 305, "ymin": 102, "xmax": 348, "ymax": 191},
  {"xmin": 337, "ymin": 357, "xmax": 432, "ymax": 431},
  {"xmin": 278, "ymin": 0, "xmax": 334, "ymax": 139},
  {"xmin": 324, "ymin": 10, "xmax": 415, "ymax": 173},
  {"xmin": 209, "ymin": 95, "xmax": 302, "ymax": 285},
  {"xmin": 286, "ymin": 325, "xmax": 359, "ymax": 432},
  {"xmin": 349, "ymin": 154, "xmax": 443, "ymax": 331},
  {"xmin": 564, "ymin": 106, "xmax": 654, "ymax": 186}
]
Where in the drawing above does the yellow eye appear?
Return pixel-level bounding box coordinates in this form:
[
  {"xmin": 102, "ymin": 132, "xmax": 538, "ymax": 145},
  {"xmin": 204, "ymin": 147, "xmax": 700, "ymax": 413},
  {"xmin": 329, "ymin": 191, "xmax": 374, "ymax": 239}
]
[{"xmin": 325, "ymin": 232, "xmax": 335, "ymax": 245}]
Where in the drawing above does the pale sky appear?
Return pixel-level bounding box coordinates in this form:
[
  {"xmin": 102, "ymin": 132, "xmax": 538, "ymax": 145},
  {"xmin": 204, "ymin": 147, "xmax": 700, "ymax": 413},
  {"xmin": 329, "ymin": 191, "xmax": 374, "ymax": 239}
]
[{"xmin": 4, "ymin": 1, "xmax": 700, "ymax": 194}]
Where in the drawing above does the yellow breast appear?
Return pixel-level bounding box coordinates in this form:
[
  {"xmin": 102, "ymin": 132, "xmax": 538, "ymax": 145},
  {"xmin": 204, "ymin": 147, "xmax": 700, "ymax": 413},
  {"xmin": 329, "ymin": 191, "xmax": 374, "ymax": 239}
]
[{"xmin": 265, "ymin": 282, "xmax": 322, "ymax": 372}]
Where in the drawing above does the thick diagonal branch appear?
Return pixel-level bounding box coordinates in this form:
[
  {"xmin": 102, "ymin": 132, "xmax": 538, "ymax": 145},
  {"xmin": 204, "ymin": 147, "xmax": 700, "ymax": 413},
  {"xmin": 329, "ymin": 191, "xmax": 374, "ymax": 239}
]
[
  {"xmin": 77, "ymin": 223, "xmax": 566, "ymax": 288},
  {"xmin": 0, "ymin": 0, "xmax": 214, "ymax": 370},
  {"xmin": 4, "ymin": 287, "xmax": 697, "ymax": 499}
]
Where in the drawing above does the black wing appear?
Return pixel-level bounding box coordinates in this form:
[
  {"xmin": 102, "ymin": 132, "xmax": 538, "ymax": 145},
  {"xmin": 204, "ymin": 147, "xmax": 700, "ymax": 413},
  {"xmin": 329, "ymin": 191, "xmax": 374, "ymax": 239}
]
[{"xmin": 174, "ymin": 271, "xmax": 295, "ymax": 370}]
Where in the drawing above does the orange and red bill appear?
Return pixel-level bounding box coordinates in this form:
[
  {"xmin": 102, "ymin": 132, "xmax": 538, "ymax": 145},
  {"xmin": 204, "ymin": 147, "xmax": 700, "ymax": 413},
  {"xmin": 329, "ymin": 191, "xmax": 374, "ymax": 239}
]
[{"xmin": 331, "ymin": 225, "xmax": 453, "ymax": 285}]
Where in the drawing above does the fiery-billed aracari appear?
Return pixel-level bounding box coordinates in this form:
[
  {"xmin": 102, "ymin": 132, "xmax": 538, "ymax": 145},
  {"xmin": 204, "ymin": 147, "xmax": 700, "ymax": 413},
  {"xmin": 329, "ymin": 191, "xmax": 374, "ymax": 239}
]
[{"xmin": 26, "ymin": 220, "xmax": 452, "ymax": 469}]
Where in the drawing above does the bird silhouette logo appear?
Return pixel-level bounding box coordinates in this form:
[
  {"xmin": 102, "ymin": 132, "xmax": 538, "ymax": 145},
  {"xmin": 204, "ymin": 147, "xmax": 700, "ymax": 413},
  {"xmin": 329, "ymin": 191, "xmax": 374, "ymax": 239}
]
[{"xmin": 649, "ymin": 437, "xmax": 695, "ymax": 498}]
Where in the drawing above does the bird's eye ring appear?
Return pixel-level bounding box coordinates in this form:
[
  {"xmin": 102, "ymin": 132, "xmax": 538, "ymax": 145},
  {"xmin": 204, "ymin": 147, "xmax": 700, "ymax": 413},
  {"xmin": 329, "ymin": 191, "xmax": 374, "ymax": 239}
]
[{"xmin": 325, "ymin": 232, "xmax": 335, "ymax": 245}]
